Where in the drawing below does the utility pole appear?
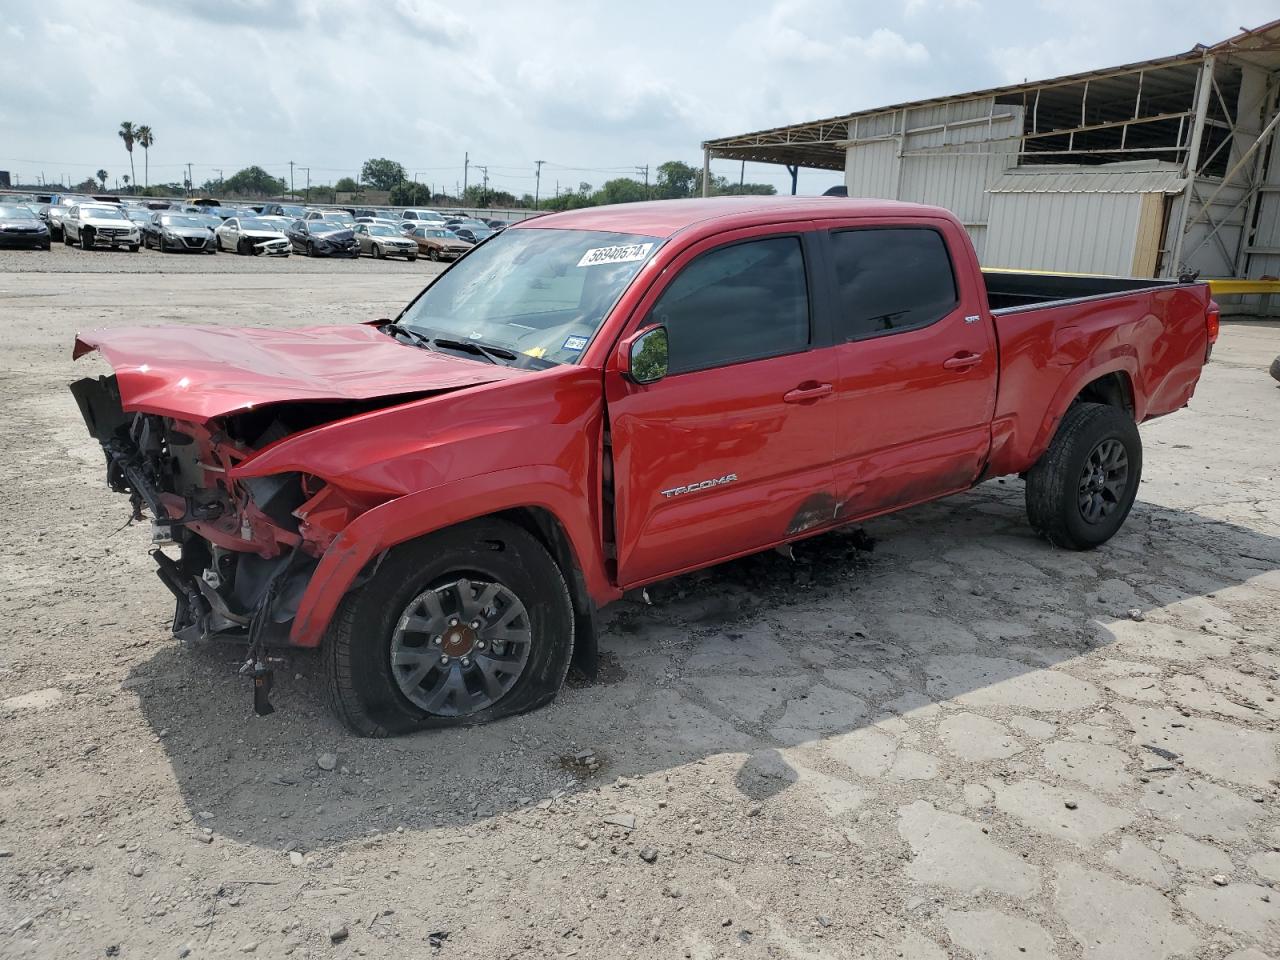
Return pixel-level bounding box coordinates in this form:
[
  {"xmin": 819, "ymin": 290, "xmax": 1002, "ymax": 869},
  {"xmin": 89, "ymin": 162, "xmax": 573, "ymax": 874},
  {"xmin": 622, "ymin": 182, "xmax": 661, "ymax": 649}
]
[
  {"xmin": 462, "ymin": 152, "xmax": 469, "ymax": 198},
  {"xmin": 635, "ymin": 164, "xmax": 650, "ymax": 197},
  {"xmin": 477, "ymin": 165, "xmax": 489, "ymax": 206},
  {"xmin": 534, "ymin": 160, "xmax": 545, "ymax": 209},
  {"xmin": 739, "ymin": 160, "xmax": 745, "ymax": 193},
  {"xmin": 289, "ymin": 160, "xmax": 295, "ymax": 198},
  {"xmin": 214, "ymin": 169, "xmax": 223, "ymax": 192},
  {"xmin": 301, "ymin": 167, "xmax": 311, "ymax": 204},
  {"xmin": 187, "ymin": 162, "xmax": 193, "ymax": 196}
]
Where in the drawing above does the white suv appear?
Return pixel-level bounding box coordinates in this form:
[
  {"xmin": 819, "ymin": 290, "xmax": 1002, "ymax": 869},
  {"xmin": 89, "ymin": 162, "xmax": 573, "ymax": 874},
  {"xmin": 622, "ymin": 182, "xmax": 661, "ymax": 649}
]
[{"xmin": 63, "ymin": 204, "xmax": 141, "ymax": 252}]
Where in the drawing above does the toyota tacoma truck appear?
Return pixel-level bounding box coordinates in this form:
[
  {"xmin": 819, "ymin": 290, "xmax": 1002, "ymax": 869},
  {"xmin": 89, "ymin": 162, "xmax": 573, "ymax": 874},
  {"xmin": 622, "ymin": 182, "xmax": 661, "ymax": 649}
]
[{"xmin": 70, "ymin": 197, "xmax": 1218, "ymax": 735}]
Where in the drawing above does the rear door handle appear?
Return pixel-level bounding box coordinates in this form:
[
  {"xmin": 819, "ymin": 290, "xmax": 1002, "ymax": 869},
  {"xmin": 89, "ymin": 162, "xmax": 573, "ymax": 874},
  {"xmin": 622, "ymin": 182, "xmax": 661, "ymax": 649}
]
[
  {"xmin": 942, "ymin": 353, "xmax": 984, "ymax": 370},
  {"xmin": 783, "ymin": 382, "xmax": 834, "ymax": 404}
]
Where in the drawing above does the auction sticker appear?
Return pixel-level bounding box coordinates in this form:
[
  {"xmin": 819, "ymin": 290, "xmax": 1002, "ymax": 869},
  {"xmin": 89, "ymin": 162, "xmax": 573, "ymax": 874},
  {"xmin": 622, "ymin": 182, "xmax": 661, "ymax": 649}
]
[
  {"xmin": 562, "ymin": 335, "xmax": 589, "ymax": 352},
  {"xmin": 577, "ymin": 242, "xmax": 654, "ymax": 267}
]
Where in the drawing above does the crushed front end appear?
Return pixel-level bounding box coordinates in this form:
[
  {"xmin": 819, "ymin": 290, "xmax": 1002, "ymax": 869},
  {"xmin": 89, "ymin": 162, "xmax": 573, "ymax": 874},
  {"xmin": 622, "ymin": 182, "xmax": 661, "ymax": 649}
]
[{"xmin": 69, "ymin": 374, "xmax": 372, "ymax": 652}]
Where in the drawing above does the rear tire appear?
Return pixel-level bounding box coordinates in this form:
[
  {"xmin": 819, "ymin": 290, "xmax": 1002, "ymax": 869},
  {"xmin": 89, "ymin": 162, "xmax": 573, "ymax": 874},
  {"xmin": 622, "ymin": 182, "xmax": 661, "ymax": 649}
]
[
  {"xmin": 1025, "ymin": 402, "xmax": 1142, "ymax": 550},
  {"xmin": 324, "ymin": 518, "xmax": 575, "ymax": 737}
]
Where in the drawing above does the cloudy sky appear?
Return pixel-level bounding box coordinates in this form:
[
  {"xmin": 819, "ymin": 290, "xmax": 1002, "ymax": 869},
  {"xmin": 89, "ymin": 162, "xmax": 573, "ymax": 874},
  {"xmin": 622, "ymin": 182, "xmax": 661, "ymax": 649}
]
[{"xmin": 1, "ymin": 0, "xmax": 1274, "ymax": 197}]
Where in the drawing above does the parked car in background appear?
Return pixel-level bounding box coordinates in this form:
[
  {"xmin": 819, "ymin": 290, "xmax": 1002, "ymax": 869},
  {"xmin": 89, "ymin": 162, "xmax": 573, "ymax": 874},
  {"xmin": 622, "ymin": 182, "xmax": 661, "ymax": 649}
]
[
  {"xmin": 451, "ymin": 224, "xmax": 495, "ymax": 245},
  {"xmin": 214, "ymin": 217, "xmax": 291, "ymax": 256},
  {"xmin": 125, "ymin": 208, "xmax": 154, "ymax": 230},
  {"xmin": 353, "ymin": 223, "xmax": 418, "ymax": 260},
  {"xmin": 286, "ymin": 219, "xmax": 358, "ymax": 257},
  {"xmin": 63, "ymin": 204, "xmax": 141, "ymax": 251},
  {"xmin": 305, "ymin": 210, "xmax": 356, "ymax": 227},
  {"xmin": 399, "ymin": 208, "xmax": 444, "ymax": 223},
  {"xmin": 47, "ymin": 195, "xmax": 93, "ymax": 241},
  {"xmin": 261, "ymin": 203, "xmax": 307, "ymax": 219},
  {"xmin": 485, "ymin": 219, "xmax": 510, "ymax": 230},
  {"xmin": 408, "ymin": 225, "xmax": 472, "ymax": 262},
  {"xmin": 0, "ymin": 203, "xmax": 51, "ymax": 249},
  {"xmin": 142, "ymin": 212, "xmax": 218, "ymax": 253}
]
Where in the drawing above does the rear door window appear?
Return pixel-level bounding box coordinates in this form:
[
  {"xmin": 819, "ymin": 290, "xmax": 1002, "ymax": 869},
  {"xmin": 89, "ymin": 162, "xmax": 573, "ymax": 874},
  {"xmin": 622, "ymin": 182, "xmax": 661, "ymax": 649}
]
[
  {"xmin": 828, "ymin": 228, "xmax": 958, "ymax": 340},
  {"xmin": 650, "ymin": 235, "xmax": 810, "ymax": 375}
]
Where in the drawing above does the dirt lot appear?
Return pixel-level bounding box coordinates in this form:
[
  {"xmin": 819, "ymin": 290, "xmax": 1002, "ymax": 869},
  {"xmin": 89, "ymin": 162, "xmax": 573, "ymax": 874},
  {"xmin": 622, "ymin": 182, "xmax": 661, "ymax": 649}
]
[{"xmin": 1, "ymin": 246, "xmax": 1278, "ymax": 960}]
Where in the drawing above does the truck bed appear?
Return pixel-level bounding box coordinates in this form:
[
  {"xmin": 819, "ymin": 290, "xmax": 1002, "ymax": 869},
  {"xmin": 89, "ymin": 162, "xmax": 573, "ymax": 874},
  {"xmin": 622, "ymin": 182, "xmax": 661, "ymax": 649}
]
[{"xmin": 982, "ymin": 268, "xmax": 1182, "ymax": 313}]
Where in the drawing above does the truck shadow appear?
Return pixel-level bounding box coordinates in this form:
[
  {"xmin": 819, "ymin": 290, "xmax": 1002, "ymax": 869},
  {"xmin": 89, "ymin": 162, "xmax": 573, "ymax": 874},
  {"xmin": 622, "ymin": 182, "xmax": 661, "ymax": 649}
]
[{"xmin": 127, "ymin": 478, "xmax": 1280, "ymax": 853}]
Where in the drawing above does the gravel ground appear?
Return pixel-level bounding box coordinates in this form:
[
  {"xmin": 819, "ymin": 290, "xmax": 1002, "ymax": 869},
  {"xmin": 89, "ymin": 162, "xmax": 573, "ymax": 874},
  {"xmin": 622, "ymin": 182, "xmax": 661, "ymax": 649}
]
[{"xmin": 1, "ymin": 261, "xmax": 1278, "ymax": 960}]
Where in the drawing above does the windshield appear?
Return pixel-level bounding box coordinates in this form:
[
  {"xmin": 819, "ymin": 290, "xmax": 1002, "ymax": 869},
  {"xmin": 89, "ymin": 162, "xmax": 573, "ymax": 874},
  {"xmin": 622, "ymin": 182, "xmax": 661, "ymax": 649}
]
[
  {"xmin": 0, "ymin": 205, "xmax": 37, "ymax": 219},
  {"xmin": 415, "ymin": 228, "xmax": 449, "ymax": 238},
  {"xmin": 84, "ymin": 207, "xmax": 126, "ymax": 220},
  {"xmin": 323, "ymin": 213, "xmax": 354, "ymax": 223},
  {"xmin": 366, "ymin": 225, "xmax": 396, "ymax": 236},
  {"xmin": 239, "ymin": 218, "xmax": 279, "ymax": 231},
  {"xmin": 399, "ymin": 228, "xmax": 660, "ymax": 366},
  {"xmin": 311, "ymin": 221, "xmax": 345, "ymax": 233}
]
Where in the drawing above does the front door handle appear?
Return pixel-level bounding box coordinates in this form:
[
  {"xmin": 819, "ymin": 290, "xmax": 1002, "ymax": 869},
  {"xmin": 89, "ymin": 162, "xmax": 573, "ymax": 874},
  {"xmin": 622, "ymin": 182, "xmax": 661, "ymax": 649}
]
[
  {"xmin": 783, "ymin": 382, "xmax": 834, "ymax": 404},
  {"xmin": 943, "ymin": 353, "xmax": 983, "ymax": 370}
]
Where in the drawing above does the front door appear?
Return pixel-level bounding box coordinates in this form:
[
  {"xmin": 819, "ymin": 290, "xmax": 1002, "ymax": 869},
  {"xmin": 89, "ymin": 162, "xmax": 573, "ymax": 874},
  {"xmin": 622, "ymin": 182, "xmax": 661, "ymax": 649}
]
[
  {"xmin": 605, "ymin": 227, "xmax": 838, "ymax": 587},
  {"xmin": 822, "ymin": 218, "xmax": 998, "ymax": 517}
]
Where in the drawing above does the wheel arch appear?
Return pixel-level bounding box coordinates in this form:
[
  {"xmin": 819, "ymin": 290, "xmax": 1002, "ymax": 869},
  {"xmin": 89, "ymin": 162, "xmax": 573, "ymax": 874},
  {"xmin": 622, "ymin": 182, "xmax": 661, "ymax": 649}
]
[{"xmin": 1027, "ymin": 359, "xmax": 1141, "ymax": 468}]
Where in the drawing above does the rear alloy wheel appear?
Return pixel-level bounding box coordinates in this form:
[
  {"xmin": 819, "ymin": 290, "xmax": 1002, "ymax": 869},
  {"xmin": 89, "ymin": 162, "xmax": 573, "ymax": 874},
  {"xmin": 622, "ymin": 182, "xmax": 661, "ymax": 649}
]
[
  {"xmin": 324, "ymin": 518, "xmax": 574, "ymax": 736},
  {"xmin": 1025, "ymin": 402, "xmax": 1142, "ymax": 550},
  {"xmin": 374, "ymin": 243, "xmax": 384, "ymax": 259}
]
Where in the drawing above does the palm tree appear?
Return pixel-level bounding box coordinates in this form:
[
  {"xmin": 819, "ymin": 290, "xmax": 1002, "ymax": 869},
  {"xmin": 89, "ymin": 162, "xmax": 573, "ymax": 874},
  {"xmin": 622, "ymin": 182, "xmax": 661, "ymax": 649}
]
[
  {"xmin": 122, "ymin": 174, "xmax": 131, "ymax": 193},
  {"xmin": 118, "ymin": 122, "xmax": 137, "ymax": 194},
  {"xmin": 136, "ymin": 125, "xmax": 154, "ymax": 192},
  {"xmin": 96, "ymin": 169, "xmax": 108, "ymax": 190}
]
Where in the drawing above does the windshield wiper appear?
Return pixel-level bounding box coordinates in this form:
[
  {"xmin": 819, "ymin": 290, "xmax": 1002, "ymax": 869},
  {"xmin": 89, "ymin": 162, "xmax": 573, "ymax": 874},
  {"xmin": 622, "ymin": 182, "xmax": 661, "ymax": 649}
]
[
  {"xmin": 382, "ymin": 321, "xmax": 431, "ymax": 349},
  {"xmin": 428, "ymin": 337, "xmax": 518, "ymax": 365}
]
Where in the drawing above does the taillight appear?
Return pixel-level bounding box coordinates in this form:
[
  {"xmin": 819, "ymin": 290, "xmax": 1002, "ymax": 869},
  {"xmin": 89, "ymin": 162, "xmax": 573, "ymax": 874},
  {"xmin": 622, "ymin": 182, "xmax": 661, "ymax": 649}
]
[{"xmin": 1206, "ymin": 300, "xmax": 1220, "ymax": 345}]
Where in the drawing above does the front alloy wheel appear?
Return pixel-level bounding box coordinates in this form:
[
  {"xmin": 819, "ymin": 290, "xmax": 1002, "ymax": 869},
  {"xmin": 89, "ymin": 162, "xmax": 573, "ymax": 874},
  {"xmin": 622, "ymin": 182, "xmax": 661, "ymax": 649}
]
[{"xmin": 390, "ymin": 578, "xmax": 532, "ymax": 717}]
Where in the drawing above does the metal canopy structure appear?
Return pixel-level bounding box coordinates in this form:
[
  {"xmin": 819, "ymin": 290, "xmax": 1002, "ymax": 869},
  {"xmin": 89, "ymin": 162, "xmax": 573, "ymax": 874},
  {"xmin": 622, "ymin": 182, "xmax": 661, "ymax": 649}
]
[{"xmin": 701, "ymin": 20, "xmax": 1280, "ymax": 301}]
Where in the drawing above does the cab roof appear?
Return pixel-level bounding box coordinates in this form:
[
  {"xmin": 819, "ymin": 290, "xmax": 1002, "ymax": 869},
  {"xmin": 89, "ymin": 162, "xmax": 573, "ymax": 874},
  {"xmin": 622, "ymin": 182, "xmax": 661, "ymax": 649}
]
[{"xmin": 513, "ymin": 196, "xmax": 949, "ymax": 239}]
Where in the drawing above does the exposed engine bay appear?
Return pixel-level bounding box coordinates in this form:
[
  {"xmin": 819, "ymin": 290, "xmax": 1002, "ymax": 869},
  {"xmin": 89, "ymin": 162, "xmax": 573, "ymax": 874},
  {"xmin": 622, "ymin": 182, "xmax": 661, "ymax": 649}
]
[{"xmin": 69, "ymin": 374, "xmax": 387, "ymax": 652}]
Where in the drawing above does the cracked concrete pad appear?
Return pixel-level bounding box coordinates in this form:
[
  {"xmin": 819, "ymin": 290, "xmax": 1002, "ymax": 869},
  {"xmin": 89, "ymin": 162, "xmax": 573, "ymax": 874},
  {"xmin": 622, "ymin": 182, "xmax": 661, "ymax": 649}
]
[
  {"xmin": 692, "ymin": 674, "xmax": 809, "ymax": 724},
  {"xmin": 1102, "ymin": 838, "xmax": 1173, "ymax": 890},
  {"xmin": 825, "ymin": 728, "xmax": 940, "ymax": 781},
  {"xmin": 938, "ymin": 712, "xmax": 1023, "ymax": 761},
  {"xmin": 964, "ymin": 783, "xmax": 995, "ymax": 808},
  {"xmin": 788, "ymin": 761, "xmax": 867, "ymax": 818},
  {"xmin": 1009, "ymin": 716, "xmax": 1057, "ymax": 740},
  {"xmin": 1116, "ymin": 704, "xmax": 1279, "ymax": 790},
  {"xmin": 1090, "ymin": 578, "xmax": 1140, "ymax": 608},
  {"xmin": 1165, "ymin": 673, "xmax": 1278, "ymax": 722},
  {"xmin": 630, "ymin": 688, "xmax": 758, "ymax": 755},
  {"xmin": 1103, "ymin": 675, "xmax": 1167, "ymax": 702},
  {"xmin": 1223, "ymin": 950, "xmax": 1273, "ymax": 960},
  {"xmin": 1154, "ymin": 834, "xmax": 1232, "ymax": 874},
  {"xmin": 769, "ymin": 684, "xmax": 869, "ymax": 745},
  {"xmin": 992, "ymin": 780, "xmax": 1133, "ymax": 846},
  {"xmin": 1054, "ymin": 862, "xmax": 1197, "ymax": 960},
  {"xmin": 886, "ymin": 613, "xmax": 979, "ymax": 653},
  {"xmin": 823, "ymin": 667, "xmax": 896, "ymax": 701},
  {"xmin": 943, "ymin": 544, "xmax": 1048, "ymax": 581},
  {"xmin": 1179, "ymin": 883, "xmax": 1280, "ymax": 939},
  {"xmin": 925, "ymin": 655, "xmax": 1099, "ymax": 712},
  {"xmin": 880, "ymin": 690, "xmax": 944, "ymax": 720},
  {"xmin": 1139, "ymin": 775, "xmax": 1267, "ymax": 842},
  {"xmin": 944, "ymin": 909, "xmax": 1058, "ymax": 960},
  {"xmin": 970, "ymin": 619, "xmax": 1039, "ymax": 642},
  {"xmin": 684, "ymin": 623, "xmax": 789, "ymax": 674},
  {"xmin": 1200, "ymin": 667, "xmax": 1280, "ymax": 720},
  {"xmin": 1042, "ymin": 740, "xmax": 1133, "ymax": 794},
  {"xmin": 898, "ymin": 801, "xmax": 1039, "ymax": 898},
  {"xmin": 1248, "ymin": 851, "xmax": 1280, "ymax": 884},
  {"xmin": 1093, "ymin": 618, "xmax": 1233, "ymax": 662}
]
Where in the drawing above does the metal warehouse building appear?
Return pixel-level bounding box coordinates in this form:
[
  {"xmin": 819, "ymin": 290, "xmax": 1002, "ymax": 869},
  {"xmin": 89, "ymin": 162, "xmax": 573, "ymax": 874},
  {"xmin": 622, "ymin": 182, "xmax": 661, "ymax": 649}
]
[{"xmin": 702, "ymin": 20, "xmax": 1280, "ymax": 313}]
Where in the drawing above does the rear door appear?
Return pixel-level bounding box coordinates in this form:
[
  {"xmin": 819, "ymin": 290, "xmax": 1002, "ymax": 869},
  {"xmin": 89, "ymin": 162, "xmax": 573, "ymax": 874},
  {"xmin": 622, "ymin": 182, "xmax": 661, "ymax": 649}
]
[
  {"xmin": 605, "ymin": 225, "xmax": 839, "ymax": 587},
  {"xmin": 821, "ymin": 218, "xmax": 998, "ymax": 516}
]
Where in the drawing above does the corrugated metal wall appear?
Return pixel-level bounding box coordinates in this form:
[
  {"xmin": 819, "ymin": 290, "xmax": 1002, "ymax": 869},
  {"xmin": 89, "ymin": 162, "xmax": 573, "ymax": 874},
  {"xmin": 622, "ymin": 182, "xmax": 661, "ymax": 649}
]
[
  {"xmin": 984, "ymin": 192, "xmax": 1147, "ymax": 274},
  {"xmin": 843, "ymin": 98, "xmax": 1020, "ymax": 259}
]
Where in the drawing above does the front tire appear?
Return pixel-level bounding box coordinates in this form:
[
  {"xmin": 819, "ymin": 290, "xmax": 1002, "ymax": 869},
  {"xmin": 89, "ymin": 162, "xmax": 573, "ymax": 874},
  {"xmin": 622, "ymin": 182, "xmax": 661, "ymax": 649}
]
[
  {"xmin": 79, "ymin": 230, "xmax": 91, "ymax": 250},
  {"xmin": 1025, "ymin": 402, "xmax": 1142, "ymax": 550},
  {"xmin": 374, "ymin": 244, "xmax": 384, "ymax": 259},
  {"xmin": 324, "ymin": 518, "xmax": 575, "ymax": 737}
]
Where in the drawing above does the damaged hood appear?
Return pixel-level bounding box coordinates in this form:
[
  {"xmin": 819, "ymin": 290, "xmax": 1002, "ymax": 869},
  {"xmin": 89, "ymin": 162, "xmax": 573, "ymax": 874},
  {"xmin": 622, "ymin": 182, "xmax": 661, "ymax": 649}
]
[{"xmin": 73, "ymin": 323, "xmax": 528, "ymax": 422}]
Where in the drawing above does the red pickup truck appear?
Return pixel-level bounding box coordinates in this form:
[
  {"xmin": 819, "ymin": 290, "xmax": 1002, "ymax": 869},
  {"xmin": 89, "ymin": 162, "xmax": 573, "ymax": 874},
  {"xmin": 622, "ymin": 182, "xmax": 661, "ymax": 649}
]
[{"xmin": 71, "ymin": 197, "xmax": 1218, "ymax": 735}]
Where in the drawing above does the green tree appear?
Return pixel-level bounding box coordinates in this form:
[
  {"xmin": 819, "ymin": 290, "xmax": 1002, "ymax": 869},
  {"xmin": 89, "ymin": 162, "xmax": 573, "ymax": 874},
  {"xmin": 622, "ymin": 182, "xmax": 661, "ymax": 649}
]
[
  {"xmin": 334, "ymin": 176, "xmax": 360, "ymax": 193},
  {"xmin": 655, "ymin": 160, "xmax": 699, "ymax": 199},
  {"xmin": 135, "ymin": 125, "xmax": 154, "ymax": 191},
  {"xmin": 597, "ymin": 177, "xmax": 648, "ymax": 205},
  {"xmin": 118, "ymin": 122, "xmax": 136, "ymax": 192},
  {"xmin": 389, "ymin": 180, "xmax": 430, "ymax": 206},
  {"xmin": 95, "ymin": 169, "xmax": 108, "ymax": 190},
  {"xmin": 222, "ymin": 165, "xmax": 288, "ymax": 197},
  {"xmin": 360, "ymin": 158, "xmax": 406, "ymax": 191}
]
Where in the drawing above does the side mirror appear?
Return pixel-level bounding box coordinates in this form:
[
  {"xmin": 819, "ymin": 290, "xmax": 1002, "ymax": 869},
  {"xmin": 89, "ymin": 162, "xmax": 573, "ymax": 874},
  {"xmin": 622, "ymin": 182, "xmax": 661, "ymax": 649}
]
[{"xmin": 619, "ymin": 326, "xmax": 669, "ymax": 384}]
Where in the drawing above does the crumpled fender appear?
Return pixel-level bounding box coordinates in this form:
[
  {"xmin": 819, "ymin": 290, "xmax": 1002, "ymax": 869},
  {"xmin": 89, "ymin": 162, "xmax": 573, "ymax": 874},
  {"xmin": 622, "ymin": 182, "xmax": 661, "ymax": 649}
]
[{"xmin": 288, "ymin": 464, "xmax": 618, "ymax": 647}]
